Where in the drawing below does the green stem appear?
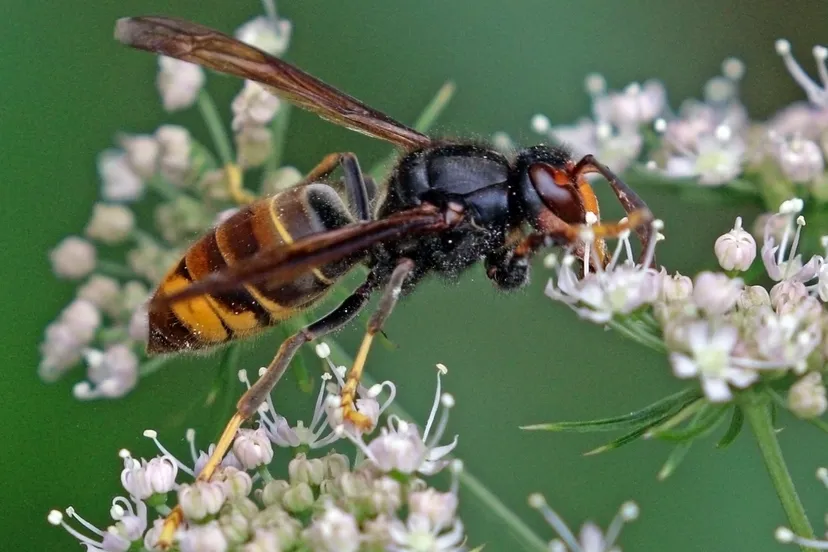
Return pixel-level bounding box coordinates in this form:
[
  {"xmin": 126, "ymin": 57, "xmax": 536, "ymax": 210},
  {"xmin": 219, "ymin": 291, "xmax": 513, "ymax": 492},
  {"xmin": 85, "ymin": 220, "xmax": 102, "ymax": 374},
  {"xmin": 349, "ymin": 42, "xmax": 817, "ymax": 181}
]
[
  {"xmin": 197, "ymin": 90, "xmax": 234, "ymax": 166},
  {"xmin": 741, "ymin": 392, "xmax": 816, "ymax": 552},
  {"xmin": 266, "ymin": 104, "xmax": 292, "ymax": 174},
  {"xmin": 95, "ymin": 260, "xmax": 139, "ymax": 281}
]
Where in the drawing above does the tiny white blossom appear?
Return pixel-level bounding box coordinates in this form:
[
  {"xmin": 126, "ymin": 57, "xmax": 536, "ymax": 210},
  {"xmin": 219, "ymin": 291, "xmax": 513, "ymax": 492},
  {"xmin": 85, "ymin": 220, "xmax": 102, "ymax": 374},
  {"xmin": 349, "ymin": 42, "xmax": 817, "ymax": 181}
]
[
  {"xmin": 118, "ymin": 133, "xmax": 159, "ymax": 179},
  {"xmin": 235, "ymin": 15, "xmax": 292, "ymax": 57},
  {"xmin": 232, "ymin": 427, "xmax": 274, "ymax": 470},
  {"xmin": 77, "ymin": 275, "xmax": 120, "ymax": 313},
  {"xmin": 670, "ymin": 321, "xmax": 757, "ymax": 402},
  {"xmin": 659, "ymin": 270, "xmax": 694, "ymax": 302},
  {"xmin": 714, "ymin": 217, "xmax": 756, "ymax": 271},
  {"xmin": 119, "ymin": 452, "xmax": 178, "ymax": 499},
  {"xmin": 232, "ymin": 81, "xmax": 281, "ymax": 131},
  {"xmin": 179, "ymin": 521, "xmax": 228, "ymax": 552},
  {"xmin": 236, "ymin": 126, "xmax": 273, "ymax": 168},
  {"xmin": 155, "ymin": 125, "xmax": 192, "ymax": 185},
  {"xmin": 50, "ymin": 236, "xmax": 96, "ymax": 279},
  {"xmin": 692, "ymin": 271, "xmax": 743, "ymax": 315},
  {"xmin": 529, "ymin": 494, "xmax": 638, "ymax": 552},
  {"xmin": 85, "ymin": 203, "xmax": 135, "ymax": 244},
  {"xmin": 98, "ymin": 150, "xmax": 145, "ymax": 202},
  {"xmin": 74, "ymin": 344, "xmax": 139, "ymax": 400},
  {"xmin": 39, "ymin": 299, "xmax": 102, "ymax": 381},
  {"xmin": 157, "ymin": 56, "xmax": 204, "ymax": 112},
  {"xmin": 761, "ymin": 204, "xmax": 823, "ymax": 283},
  {"xmin": 128, "ymin": 303, "xmax": 149, "ymax": 343},
  {"xmin": 788, "ymin": 371, "xmax": 827, "ymax": 418},
  {"xmin": 775, "ymin": 136, "xmax": 825, "ymax": 183},
  {"xmin": 737, "ymin": 285, "xmax": 771, "ymax": 310},
  {"xmin": 288, "ymin": 453, "xmax": 325, "ymax": 486},
  {"xmin": 48, "ymin": 496, "xmax": 147, "ymax": 552},
  {"xmin": 178, "ymin": 480, "xmax": 227, "ymax": 521},
  {"xmin": 303, "ymin": 505, "xmax": 359, "ymax": 552},
  {"xmin": 592, "ymin": 80, "xmax": 666, "ymax": 130}
]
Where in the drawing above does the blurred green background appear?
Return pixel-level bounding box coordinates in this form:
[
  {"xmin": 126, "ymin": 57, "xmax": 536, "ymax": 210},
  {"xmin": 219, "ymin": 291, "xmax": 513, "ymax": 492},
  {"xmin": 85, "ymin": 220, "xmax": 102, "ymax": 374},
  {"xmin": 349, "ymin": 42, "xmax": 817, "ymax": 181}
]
[{"xmin": 2, "ymin": 0, "xmax": 827, "ymax": 550}]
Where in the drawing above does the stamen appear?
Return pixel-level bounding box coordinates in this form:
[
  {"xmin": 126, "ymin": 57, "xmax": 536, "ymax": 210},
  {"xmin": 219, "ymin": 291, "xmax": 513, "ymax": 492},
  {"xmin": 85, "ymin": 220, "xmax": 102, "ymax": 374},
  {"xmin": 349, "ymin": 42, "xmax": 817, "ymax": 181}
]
[
  {"xmin": 814, "ymin": 45, "xmax": 828, "ymax": 88},
  {"xmin": 47, "ymin": 510, "xmax": 63, "ymax": 525},
  {"xmin": 309, "ymin": 373, "xmax": 333, "ymax": 431},
  {"xmin": 238, "ymin": 369, "xmax": 251, "ymax": 389},
  {"xmin": 143, "ymin": 429, "xmax": 194, "ymax": 477},
  {"xmin": 186, "ymin": 429, "xmax": 198, "ymax": 464},
  {"xmin": 426, "ymin": 393, "xmax": 455, "ymax": 448},
  {"xmin": 776, "ymin": 39, "xmax": 827, "ymax": 105},
  {"xmin": 423, "ymin": 365, "xmax": 445, "ymax": 441},
  {"xmin": 775, "ymin": 526, "xmax": 828, "ymax": 549},
  {"xmin": 66, "ymin": 506, "xmax": 105, "ymax": 537},
  {"xmin": 314, "ymin": 342, "xmax": 331, "ymax": 359},
  {"xmin": 784, "ymin": 216, "xmax": 806, "ymax": 279},
  {"xmin": 528, "ymin": 493, "xmax": 581, "ymax": 552},
  {"xmin": 603, "ymin": 501, "xmax": 639, "ymax": 547},
  {"xmin": 50, "ymin": 509, "xmax": 101, "ymax": 548},
  {"xmin": 653, "ymin": 118, "xmax": 667, "ymax": 133},
  {"xmin": 641, "ymin": 220, "xmax": 664, "ymax": 267},
  {"xmin": 450, "ymin": 459, "xmax": 463, "ymax": 495},
  {"xmin": 816, "ymin": 467, "xmax": 828, "ymax": 488}
]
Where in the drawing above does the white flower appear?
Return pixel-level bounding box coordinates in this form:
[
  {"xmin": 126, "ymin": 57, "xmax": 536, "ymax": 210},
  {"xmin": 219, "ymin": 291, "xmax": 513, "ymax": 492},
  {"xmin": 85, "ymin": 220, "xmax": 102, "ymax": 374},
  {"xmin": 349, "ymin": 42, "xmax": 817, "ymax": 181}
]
[
  {"xmin": 788, "ymin": 371, "xmax": 827, "ymax": 418},
  {"xmin": 692, "ymin": 271, "xmax": 743, "ymax": 315},
  {"xmin": 118, "ymin": 133, "xmax": 159, "ymax": 179},
  {"xmin": 73, "ymin": 344, "xmax": 139, "ymax": 400},
  {"xmin": 85, "ymin": 203, "xmax": 135, "ymax": 244},
  {"xmin": 235, "ymin": 15, "xmax": 292, "ymax": 57},
  {"xmin": 98, "ymin": 150, "xmax": 145, "ymax": 202},
  {"xmin": 529, "ymin": 494, "xmax": 638, "ymax": 552},
  {"xmin": 770, "ymin": 280, "xmax": 808, "ymax": 313},
  {"xmin": 714, "ymin": 217, "xmax": 756, "ymax": 271},
  {"xmin": 775, "ymin": 136, "xmax": 825, "ymax": 183},
  {"xmin": 236, "ymin": 126, "xmax": 273, "ymax": 168},
  {"xmin": 303, "ymin": 505, "xmax": 360, "ymax": 552},
  {"xmin": 669, "ymin": 321, "xmax": 757, "ymax": 402},
  {"xmin": 546, "ymin": 221, "xmax": 663, "ymax": 323},
  {"xmin": 663, "ymin": 131, "xmax": 745, "ymax": 186},
  {"xmin": 155, "ymin": 125, "xmax": 192, "ymax": 185},
  {"xmin": 659, "ymin": 270, "xmax": 694, "ymax": 302},
  {"xmin": 50, "ymin": 236, "xmax": 96, "ymax": 279},
  {"xmin": 38, "ymin": 299, "xmax": 101, "ymax": 381},
  {"xmin": 388, "ymin": 514, "xmax": 465, "ymax": 552},
  {"xmin": 77, "ymin": 275, "xmax": 120, "ymax": 311},
  {"xmin": 776, "ymin": 40, "xmax": 828, "ymax": 107},
  {"xmin": 761, "ymin": 202, "xmax": 823, "ymax": 283},
  {"xmin": 157, "ymin": 56, "xmax": 204, "ymax": 112},
  {"xmin": 128, "ymin": 303, "xmax": 149, "ymax": 343},
  {"xmin": 178, "ymin": 480, "xmax": 227, "ymax": 521},
  {"xmin": 408, "ymin": 488, "xmax": 459, "ymax": 531},
  {"xmin": 232, "ymin": 80, "xmax": 281, "ymax": 131},
  {"xmin": 232, "ymin": 427, "xmax": 274, "ymax": 470},
  {"xmin": 179, "ymin": 521, "xmax": 228, "ymax": 552},
  {"xmin": 592, "ymin": 80, "xmax": 666, "ymax": 130},
  {"xmin": 48, "ymin": 496, "xmax": 147, "ymax": 552},
  {"xmin": 752, "ymin": 305, "xmax": 821, "ymax": 372},
  {"xmin": 119, "ymin": 451, "xmax": 178, "ymax": 499},
  {"xmin": 288, "ymin": 453, "xmax": 325, "ymax": 486}
]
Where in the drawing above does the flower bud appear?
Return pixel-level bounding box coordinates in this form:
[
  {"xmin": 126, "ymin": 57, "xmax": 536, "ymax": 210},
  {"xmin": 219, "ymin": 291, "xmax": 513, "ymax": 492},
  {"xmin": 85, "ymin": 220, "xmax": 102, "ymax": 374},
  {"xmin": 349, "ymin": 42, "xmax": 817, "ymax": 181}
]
[
  {"xmin": 85, "ymin": 203, "xmax": 135, "ymax": 244},
  {"xmin": 235, "ymin": 16, "xmax": 292, "ymax": 57},
  {"xmin": 770, "ymin": 280, "xmax": 808, "ymax": 313},
  {"xmin": 98, "ymin": 150, "xmax": 145, "ymax": 202},
  {"xmin": 156, "ymin": 125, "xmax": 192, "ymax": 185},
  {"xmin": 288, "ymin": 453, "xmax": 325, "ymax": 486},
  {"xmin": 77, "ymin": 275, "xmax": 120, "ymax": 312},
  {"xmin": 179, "ymin": 521, "xmax": 228, "ymax": 552},
  {"xmin": 409, "ymin": 488, "xmax": 458, "ymax": 529},
  {"xmin": 714, "ymin": 217, "xmax": 756, "ymax": 271},
  {"xmin": 214, "ymin": 466, "xmax": 253, "ymax": 501},
  {"xmin": 236, "ymin": 126, "xmax": 273, "ymax": 168},
  {"xmin": 737, "ymin": 285, "xmax": 771, "ymax": 310},
  {"xmin": 371, "ymin": 476, "xmax": 402, "ymax": 514},
  {"xmin": 323, "ymin": 452, "xmax": 350, "ymax": 480},
  {"xmin": 776, "ymin": 137, "xmax": 825, "ymax": 183},
  {"xmin": 120, "ymin": 455, "xmax": 178, "ymax": 500},
  {"xmin": 232, "ymin": 427, "xmax": 274, "ymax": 470},
  {"xmin": 50, "ymin": 236, "xmax": 96, "ymax": 279},
  {"xmin": 119, "ymin": 133, "xmax": 159, "ymax": 179},
  {"xmin": 281, "ymin": 482, "xmax": 314, "ymax": 513},
  {"xmin": 178, "ymin": 480, "xmax": 227, "ymax": 521},
  {"xmin": 660, "ymin": 271, "xmax": 693, "ymax": 302},
  {"xmin": 251, "ymin": 505, "xmax": 302, "ymax": 546},
  {"xmin": 157, "ymin": 57, "xmax": 204, "ymax": 112},
  {"xmin": 128, "ymin": 304, "xmax": 149, "ymax": 343},
  {"xmin": 218, "ymin": 503, "xmax": 250, "ymax": 544},
  {"xmin": 261, "ymin": 479, "xmax": 290, "ymax": 507},
  {"xmin": 692, "ymin": 271, "xmax": 743, "ymax": 315},
  {"xmin": 303, "ymin": 506, "xmax": 359, "ymax": 552},
  {"xmin": 788, "ymin": 372, "xmax": 827, "ymax": 418}
]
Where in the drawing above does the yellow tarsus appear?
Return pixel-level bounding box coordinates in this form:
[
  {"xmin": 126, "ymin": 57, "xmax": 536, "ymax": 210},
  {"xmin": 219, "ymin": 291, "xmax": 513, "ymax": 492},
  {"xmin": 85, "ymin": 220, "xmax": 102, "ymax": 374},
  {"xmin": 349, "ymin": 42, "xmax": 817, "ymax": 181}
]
[
  {"xmin": 226, "ymin": 162, "xmax": 257, "ymax": 205},
  {"xmin": 340, "ymin": 332, "xmax": 376, "ymax": 430}
]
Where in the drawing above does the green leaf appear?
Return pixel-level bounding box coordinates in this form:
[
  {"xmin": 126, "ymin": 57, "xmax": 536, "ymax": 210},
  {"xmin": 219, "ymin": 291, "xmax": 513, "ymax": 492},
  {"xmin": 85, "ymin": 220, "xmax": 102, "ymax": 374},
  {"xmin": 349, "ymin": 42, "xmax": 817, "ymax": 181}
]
[
  {"xmin": 716, "ymin": 406, "xmax": 744, "ymax": 449},
  {"xmin": 584, "ymin": 424, "xmax": 655, "ymax": 455},
  {"xmin": 521, "ymin": 387, "xmax": 701, "ymax": 433},
  {"xmin": 658, "ymin": 441, "xmax": 693, "ymax": 481},
  {"xmin": 649, "ymin": 404, "xmax": 729, "ymax": 442}
]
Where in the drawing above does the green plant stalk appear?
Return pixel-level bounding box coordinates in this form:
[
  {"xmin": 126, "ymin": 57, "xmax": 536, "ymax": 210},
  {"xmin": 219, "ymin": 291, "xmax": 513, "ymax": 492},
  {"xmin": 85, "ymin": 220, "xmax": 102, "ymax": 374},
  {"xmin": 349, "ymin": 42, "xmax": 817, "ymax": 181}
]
[
  {"xmin": 197, "ymin": 89, "xmax": 234, "ymax": 166},
  {"xmin": 741, "ymin": 392, "xmax": 816, "ymax": 552}
]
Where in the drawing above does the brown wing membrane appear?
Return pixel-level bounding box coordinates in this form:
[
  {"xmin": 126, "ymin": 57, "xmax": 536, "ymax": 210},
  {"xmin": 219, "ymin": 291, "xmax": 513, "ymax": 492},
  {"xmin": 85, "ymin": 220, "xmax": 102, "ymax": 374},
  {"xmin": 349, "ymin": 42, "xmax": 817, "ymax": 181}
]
[
  {"xmin": 115, "ymin": 16, "xmax": 432, "ymax": 150},
  {"xmin": 152, "ymin": 205, "xmax": 450, "ymax": 308}
]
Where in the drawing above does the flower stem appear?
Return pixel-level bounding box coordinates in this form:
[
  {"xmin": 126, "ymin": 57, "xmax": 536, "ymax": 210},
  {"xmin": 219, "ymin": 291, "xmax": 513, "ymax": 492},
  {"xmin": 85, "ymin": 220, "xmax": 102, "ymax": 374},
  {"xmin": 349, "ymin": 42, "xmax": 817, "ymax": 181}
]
[
  {"xmin": 197, "ymin": 90, "xmax": 234, "ymax": 166},
  {"xmin": 741, "ymin": 392, "xmax": 817, "ymax": 552}
]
